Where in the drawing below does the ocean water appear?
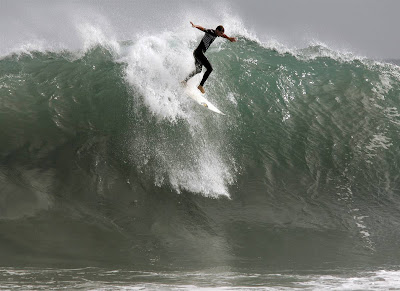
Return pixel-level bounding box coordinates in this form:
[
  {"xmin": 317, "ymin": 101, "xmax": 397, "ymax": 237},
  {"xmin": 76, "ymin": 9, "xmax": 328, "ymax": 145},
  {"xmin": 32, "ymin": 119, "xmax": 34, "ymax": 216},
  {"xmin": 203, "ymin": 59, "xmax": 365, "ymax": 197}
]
[{"xmin": 1, "ymin": 12, "xmax": 400, "ymax": 290}]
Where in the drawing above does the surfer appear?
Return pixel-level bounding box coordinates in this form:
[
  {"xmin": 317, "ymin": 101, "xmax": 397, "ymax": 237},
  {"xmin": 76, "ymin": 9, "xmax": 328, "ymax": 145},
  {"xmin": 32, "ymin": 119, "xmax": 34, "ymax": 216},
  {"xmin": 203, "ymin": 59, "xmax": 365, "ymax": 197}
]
[{"xmin": 182, "ymin": 22, "xmax": 236, "ymax": 94}]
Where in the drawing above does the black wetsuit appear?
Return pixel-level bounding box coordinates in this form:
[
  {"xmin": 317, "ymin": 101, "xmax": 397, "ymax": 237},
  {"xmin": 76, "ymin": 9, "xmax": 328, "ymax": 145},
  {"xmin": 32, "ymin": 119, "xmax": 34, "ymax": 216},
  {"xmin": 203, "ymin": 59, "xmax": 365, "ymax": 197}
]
[{"xmin": 185, "ymin": 29, "xmax": 219, "ymax": 86}]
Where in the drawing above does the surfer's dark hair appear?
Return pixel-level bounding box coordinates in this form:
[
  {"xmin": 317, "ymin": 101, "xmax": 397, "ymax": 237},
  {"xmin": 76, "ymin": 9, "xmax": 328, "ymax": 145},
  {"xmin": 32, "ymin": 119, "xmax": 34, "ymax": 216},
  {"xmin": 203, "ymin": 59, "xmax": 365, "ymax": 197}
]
[{"xmin": 216, "ymin": 25, "xmax": 224, "ymax": 33}]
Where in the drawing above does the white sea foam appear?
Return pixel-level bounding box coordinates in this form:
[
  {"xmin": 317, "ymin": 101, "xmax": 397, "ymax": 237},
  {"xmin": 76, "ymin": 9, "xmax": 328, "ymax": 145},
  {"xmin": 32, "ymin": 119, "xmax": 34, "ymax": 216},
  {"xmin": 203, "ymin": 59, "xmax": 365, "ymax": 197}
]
[
  {"xmin": 120, "ymin": 23, "xmax": 237, "ymax": 197},
  {"xmin": 122, "ymin": 31, "xmax": 190, "ymax": 120},
  {"xmin": 2, "ymin": 268, "xmax": 400, "ymax": 290},
  {"xmin": 167, "ymin": 145, "xmax": 233, "ymax": 198},
  {"xmin": 77, "ymin": 23, "xmax": 121, "ymax": 56}
]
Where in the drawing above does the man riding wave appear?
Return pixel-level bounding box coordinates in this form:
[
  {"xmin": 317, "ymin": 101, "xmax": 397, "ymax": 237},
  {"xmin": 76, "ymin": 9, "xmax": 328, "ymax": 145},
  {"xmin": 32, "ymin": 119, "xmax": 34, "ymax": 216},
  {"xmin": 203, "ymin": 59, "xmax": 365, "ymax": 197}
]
[{"xmin": 182, "ymin": 22, "xmax": 236, "ymax": 94}]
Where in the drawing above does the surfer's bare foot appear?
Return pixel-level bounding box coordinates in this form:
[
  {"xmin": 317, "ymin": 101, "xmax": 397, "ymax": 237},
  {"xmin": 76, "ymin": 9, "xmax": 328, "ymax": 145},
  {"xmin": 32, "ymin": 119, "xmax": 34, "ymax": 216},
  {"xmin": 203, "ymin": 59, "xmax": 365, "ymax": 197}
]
[
  {"xmin": 181, "ymin": 80, "xmax": 187, "ymax": 87},
  {"xmin": 197, "ymin": 85, "xmax": 205, "ymax": 94}
]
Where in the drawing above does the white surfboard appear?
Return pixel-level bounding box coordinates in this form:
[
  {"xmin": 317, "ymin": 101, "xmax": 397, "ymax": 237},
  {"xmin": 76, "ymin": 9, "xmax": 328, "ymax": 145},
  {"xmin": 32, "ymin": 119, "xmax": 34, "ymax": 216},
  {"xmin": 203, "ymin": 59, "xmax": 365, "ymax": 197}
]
[{"xmin": 184, "ymin": 86, "xmax": 225, "ymax": 115}]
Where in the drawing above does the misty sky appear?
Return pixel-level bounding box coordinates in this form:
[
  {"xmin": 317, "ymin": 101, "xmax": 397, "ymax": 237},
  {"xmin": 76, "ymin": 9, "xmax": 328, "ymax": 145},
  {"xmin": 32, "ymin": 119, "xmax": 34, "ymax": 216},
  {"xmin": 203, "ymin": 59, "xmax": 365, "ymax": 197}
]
[
  {"xmin": 1, "ymin": 0, "xmax": 399, "ymax": 59},
  {"xmin": 232, "ymin": 0, "xmax": 400, "ymax": 59}
]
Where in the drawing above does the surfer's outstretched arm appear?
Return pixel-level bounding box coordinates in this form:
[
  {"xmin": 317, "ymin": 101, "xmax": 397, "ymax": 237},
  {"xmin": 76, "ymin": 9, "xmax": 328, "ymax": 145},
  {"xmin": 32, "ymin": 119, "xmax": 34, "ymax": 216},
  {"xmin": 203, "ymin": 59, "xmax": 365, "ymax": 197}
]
[
  {"xmin": 221, "ymin": 33, "xmax": 237, "ymax": 42},
  {"xmin": 190, "ymin": 21, "xmax": 205, "ymax": 32}
]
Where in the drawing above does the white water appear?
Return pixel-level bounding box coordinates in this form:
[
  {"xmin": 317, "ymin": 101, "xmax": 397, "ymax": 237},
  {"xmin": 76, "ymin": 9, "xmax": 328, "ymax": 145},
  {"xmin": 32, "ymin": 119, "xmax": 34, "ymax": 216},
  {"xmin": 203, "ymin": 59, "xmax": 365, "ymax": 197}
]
[{"xmin": 2, "ymin": 267, "xmax": 400, "ymax": 290}]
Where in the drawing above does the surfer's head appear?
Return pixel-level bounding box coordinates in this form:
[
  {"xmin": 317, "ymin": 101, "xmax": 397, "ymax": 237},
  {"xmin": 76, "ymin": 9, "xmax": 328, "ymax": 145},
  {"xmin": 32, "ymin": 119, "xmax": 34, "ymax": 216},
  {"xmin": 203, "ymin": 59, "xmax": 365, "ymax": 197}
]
[{"xmin": 216, "ymin": 25, "xmax": 224, "ymax": 36}]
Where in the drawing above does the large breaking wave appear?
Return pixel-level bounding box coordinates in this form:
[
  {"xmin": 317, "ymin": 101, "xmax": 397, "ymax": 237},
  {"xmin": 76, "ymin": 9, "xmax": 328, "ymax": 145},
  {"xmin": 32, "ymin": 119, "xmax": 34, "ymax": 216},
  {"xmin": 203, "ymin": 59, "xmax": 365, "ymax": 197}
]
[{"xmin": 1, "ymin": 20, "xmax": 400, "ymax": 271}]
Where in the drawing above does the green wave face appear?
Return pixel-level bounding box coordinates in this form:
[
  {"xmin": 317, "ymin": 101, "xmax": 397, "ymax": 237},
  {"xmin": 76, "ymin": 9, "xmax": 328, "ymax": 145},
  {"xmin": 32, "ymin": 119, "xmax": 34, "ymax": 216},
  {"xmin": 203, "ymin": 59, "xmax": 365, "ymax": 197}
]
[{"xmin": 1, "ymin": 38, "xmax": 400, "ymax": 271}]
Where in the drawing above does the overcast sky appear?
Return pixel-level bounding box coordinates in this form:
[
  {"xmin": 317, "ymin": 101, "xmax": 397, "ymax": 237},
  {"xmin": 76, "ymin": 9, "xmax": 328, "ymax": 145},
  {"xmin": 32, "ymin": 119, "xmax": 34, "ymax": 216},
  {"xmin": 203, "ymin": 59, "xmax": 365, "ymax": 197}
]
[
  {"xmin": 1, "ymin": 0, "xmax": 399, "ymax": 59},
  {"xmin": 232, "ymin": 0, "xmax": 400, "ymax": 59}
]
